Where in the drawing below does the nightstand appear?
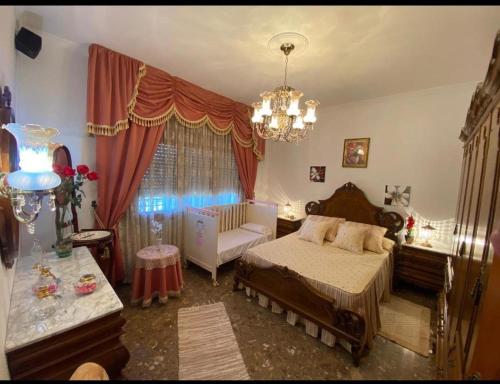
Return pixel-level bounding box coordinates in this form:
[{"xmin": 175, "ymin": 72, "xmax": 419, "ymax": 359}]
[
  {"xmin": 394, "ymin": 242, "xmax": 450, "ymax": 291},
  {"xmin": 277, "ymin": 216, "xmax": 303, "ymax": 238}
]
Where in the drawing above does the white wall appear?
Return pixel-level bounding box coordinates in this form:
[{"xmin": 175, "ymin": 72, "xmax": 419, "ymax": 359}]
[
  {"xmin": 0, "ymin": 6, "xmax": 17, "ymax": 380},
  {"xmin": 255, "ymin": 81, "xmax": 478, "ymax": 222},
  {"xmin": 15, "ymin": 28, "xmax": 95, "ymax": 252}
]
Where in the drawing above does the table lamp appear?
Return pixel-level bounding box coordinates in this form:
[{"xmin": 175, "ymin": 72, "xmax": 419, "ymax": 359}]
[
  {"xmin": 284, "ymin": 201, "xmax": 294, "ymax": 219},
  {"xmin": 421, "ymin": 222, "xmax": 436, "ymax": 248},
  {"xmin": 0, "ymin": 123, "xmax": 61, "ymax": 234}
]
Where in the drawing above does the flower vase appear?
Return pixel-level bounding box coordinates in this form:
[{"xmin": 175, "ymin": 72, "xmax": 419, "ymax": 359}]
[
  {"xmin": 405, "ymin": 234, "xmax": 415, "ymax": 244},
  {"xmin": 55, "ymin": 203, "xmax": 74, "ymax": 258}
]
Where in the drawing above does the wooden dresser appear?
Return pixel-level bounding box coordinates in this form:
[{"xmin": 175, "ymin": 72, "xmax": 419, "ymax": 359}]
[
  {"xmin": 395, "ymin": 243, "xmax": 449, "ymax": 291},
  {"xmin": 436, "ymin": 30, "xmax": 500, "ymax": 380},
  {"xmin": 5, "ymin": 247, "xmax": 129, "ymax": 379},
  {"xmin": 276, "ymin": 216, "xmax": 302, "ymax": 238}
]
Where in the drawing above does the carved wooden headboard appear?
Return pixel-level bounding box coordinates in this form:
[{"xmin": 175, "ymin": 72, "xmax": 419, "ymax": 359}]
[{"xmin": 305, "ymin": 182, "xmax": 404, "ymax": 241}]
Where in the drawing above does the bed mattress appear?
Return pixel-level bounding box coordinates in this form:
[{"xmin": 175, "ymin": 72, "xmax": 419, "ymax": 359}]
[
  {"xmin": 217, "ymin": 228, "xmax": 271, "ymax": 266},
  {"xmin": 242, "ymin": 232, "xmax": 393, "ymax": 344}
]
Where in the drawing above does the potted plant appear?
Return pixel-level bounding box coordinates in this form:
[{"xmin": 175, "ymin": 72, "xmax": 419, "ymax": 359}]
[
  {"xmin": 52, "ymin": 164, "xmax": 98, "ymax": 258},
  {"xmin": 405, "ymin": 214, "xmax": 415, "ymax": 244}
]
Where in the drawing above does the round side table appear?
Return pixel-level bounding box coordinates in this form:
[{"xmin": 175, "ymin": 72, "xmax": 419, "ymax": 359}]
[
  {"xmin": 72, "ymin": 230, "xmax": 114, "ymax": 279},
  {"xmin": 131, "ymin": 244, "xmax": 184, "ymax": 307}
]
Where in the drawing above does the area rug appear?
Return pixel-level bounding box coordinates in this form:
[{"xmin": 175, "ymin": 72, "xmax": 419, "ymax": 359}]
[
  {"xmin": 378, "ymin": 295, "xmax": 431, "ymax": 357},
  {"xmin": 177, "ymin": 302, "xmax": 250, "ymax": 380}
]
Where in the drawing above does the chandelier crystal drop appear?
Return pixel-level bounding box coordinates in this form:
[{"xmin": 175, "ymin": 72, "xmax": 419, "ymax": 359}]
[{"xmin": 251, "ymin": 39, "xmax": 319, "ymax": 143}]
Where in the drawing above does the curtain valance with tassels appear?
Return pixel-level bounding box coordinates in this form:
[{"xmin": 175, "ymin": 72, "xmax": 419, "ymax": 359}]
[{"xmin": 86, "ymin": 44, "xmax": 264, "ymax": 160}]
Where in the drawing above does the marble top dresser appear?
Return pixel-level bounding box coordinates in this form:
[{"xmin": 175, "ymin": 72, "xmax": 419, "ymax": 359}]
[{"xmin": 5, "ymin": 246, "xmax": 129, "ymax": 379}]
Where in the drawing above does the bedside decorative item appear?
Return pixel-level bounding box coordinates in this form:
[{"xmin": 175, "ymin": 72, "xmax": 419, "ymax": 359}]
[
  {"xmin": 420, "ymin": 222, "xmax": 436, "ymax": 248},
  {"xmin": 309, "ymin": 166, "xmax": 325, "ymax": 182},
  {"xmin": 283, "ymin": 201, "xmax": 295, "ymax": 219},
  {"xmin": 405, "ymin": 214, "xmax": 415, "ymax": 244},
  {"xmin": 52, "ymin": 163, "xmax": 99, "ymax": 258},
  {"xmin": 32, "ymin": 264, "xmax": 59, "ymax": 299},
  {"xmin": 151, "ymin": 215, "xmax": 163, "ymax": 248},
  {"xmin": 384, "ymin": 185, "xmax": 411, "ymax": 207},
  {"xmin": 342, "ymin": 138, "xmax": 370, "ymax": 168},
  {"xmin": 74, "ymin": 273, "xmax": 98, "ymax": 295}
]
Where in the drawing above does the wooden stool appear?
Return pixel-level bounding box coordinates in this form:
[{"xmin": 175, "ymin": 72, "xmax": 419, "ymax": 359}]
[{"xmin": 131, "ymin": 244, "xmax": 184, "ymax": 307}]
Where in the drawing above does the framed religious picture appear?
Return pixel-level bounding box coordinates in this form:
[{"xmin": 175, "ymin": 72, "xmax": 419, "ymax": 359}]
[
  {"xmin": 310, "ymin": 166, "xmax": 326, "ymax": 182},
  {"xmin": 342, "ymin": 138, "xmax": 370, "ymax": 168}
]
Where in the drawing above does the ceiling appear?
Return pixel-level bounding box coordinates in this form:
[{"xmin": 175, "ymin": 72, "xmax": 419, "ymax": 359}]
[{"xmin": 15, "ymin": 6, "xmax": 500, "ymax": 107}]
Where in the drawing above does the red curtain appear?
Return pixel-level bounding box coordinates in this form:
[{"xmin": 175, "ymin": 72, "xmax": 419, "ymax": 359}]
[{"xmin": 86, "ymin": 44, "xmax": 264, "ymax": 283}]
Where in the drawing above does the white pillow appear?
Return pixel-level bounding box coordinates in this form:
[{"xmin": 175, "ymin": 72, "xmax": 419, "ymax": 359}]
[
  {"xmin": 343, "ymin": 221, "xmax": 387, "ymax": 254},
  {"xmin": 297, "ymin": 219, "xmax": 332, "ymax": 246},
  {"xmin": 241, "ymin": 222, "xmax": 272, "ymax": 235},
  {"xmin": 382, "ymin": 237, "xmax": 395, "ymax": 252},
  {"xmin": 331, "ymin": 223, "xmax": 367, "ymax": 254},
  {"xmin": 298, "ymin": 215, "xmax": 346, "ymax": 242}
]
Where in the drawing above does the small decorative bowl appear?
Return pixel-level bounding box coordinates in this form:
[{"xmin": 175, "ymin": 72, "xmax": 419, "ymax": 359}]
[{"xmin": 74, "ymin": 273, "xmax": 98, "ymax": 295}]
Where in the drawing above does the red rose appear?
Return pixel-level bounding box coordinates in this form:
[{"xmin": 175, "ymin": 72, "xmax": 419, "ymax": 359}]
[
  {"xmin": 87, "ymin": 171, "xmax": 98, "ymax": 181},
  {"xmin": 63, "ymin": 166, "xmax": 76, "ymax": 177},
  {"xmin": 53, "ymin": 164, "xmax": 64, "ymax": 175},
  {"xmin": 76, "ymin": 164, "xmax": 90, "ymax": 175}
]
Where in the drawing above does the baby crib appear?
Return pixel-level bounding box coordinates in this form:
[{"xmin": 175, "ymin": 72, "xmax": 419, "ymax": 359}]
[{"xmin": 184, "ymin": 200, "xmax": 277, "ymax": 286}]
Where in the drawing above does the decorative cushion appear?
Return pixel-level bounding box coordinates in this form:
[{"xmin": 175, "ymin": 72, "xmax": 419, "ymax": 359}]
[
  {"xmin": 298, "ymin": 215, "xmax": 346, "ymax": 242},
  {"xmin": 297, "ymin": 219, "xmax": 332, "ymax": 246},
  {"xmin": 331, "ymin": 223, "xmax": 367, "ymax": 254},
  {"xmin": 343, "ymin": 221, "xmax": 388, "ymax": 254},
  {"xmin": 241, "ymin": 222, "xmax": 272, "ymax": 235},
  {"xmin": 382, "ymin": 237, "xmax": 395, "ymax": 252}
]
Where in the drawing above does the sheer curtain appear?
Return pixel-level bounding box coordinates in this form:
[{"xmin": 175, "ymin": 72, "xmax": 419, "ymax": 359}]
[{"xmin": 119, "ymin": 117, "xmax": 243, "ymax": 282}]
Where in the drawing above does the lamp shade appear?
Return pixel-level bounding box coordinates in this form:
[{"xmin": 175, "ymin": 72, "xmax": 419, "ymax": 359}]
[
  {"xmin": 2, "ymin": 123, "xmax": 61, "ymax": 191},
  {"xmin": 6, "ymin": 170, "xmax": 61, "ymax": 191}
]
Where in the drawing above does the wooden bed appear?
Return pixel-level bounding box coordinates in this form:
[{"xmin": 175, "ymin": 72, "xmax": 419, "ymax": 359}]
[{"xmin": 233, "ymin": 182, "xmax": 404, "ymax": 366}]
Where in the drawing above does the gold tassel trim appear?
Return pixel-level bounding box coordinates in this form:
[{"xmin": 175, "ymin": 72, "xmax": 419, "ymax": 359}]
[
  {"xmin": 86, "ymin": 119, "xmax": 130, "ymax": 136},
  {"xmin": 87, "ymin": 61, "xmax": 264, "ymax": 159},
  {"xmin": 127, "ymin": 63, "xmax": 147, "ymax": 113}
]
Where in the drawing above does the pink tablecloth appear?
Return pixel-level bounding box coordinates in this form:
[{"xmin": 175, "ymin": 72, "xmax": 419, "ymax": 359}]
[{"xmin": 131, "ymin": 244, "xmax": 184, "ymax": 307}]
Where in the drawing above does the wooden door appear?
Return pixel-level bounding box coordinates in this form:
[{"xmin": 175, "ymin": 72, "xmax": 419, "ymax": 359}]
[
  {"xmin": 448, "ymin": 135, "xmax": 477, "ymax": 347},
  {"xmin": 465, "ymin": 102, "xmax": 500, "ymax": 379},
  {"xmin": 458, "ymin": 112, "xmax": 494, "ymax": 369}
]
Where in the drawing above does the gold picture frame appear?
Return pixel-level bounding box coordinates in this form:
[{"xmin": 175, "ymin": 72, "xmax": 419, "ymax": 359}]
[{"xmin": 342, "ymin": 138, "xmax": 370, "ymax": 168}]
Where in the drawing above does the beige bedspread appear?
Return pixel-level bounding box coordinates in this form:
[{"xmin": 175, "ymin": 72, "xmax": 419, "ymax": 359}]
[{"xmin": 242, "ymin": 232, "xmax": 392, "ymax": 347}]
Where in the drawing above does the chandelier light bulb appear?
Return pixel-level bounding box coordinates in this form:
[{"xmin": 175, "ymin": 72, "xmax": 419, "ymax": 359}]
[
  {"xmin": 293, "ymin": 115, "xmax": 304, "ymax": 129},
  {"xmin": 251, "ymin": 102, "xmax": 263, "ymax": 123},
  {"xmin": 269, "ymin": 115, "xmax": 279, "ymax": 129}
]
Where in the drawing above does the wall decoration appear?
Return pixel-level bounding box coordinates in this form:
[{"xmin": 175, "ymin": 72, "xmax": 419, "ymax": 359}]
[
  {"xmin": 342, "ymin": 138, "xmax": 370, "ymax": 168},
  {"xmin": 384, "ymin": 185, "xmax": 411, "ymax": 207},
  {"xmin": 310, "ymin": 166, "xmax": 326, "ymax": 182}
]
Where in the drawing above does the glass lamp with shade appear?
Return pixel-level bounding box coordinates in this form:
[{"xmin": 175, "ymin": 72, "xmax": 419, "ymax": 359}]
[
  {"xmin": 283, "ymin": 201, "xmax": 294, "ymax": 219},
  {"xmin": 420, "ymin": 222, "xmax": 436, "ymax": 248},
  {"xmin": 0, "ymin": 123, "xmax": 61, "ymax": 234}
]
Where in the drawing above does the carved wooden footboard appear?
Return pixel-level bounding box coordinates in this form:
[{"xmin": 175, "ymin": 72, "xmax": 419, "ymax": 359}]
[{"xmin": 233, "ymin": 259, "xmax": 367, "ymax": 366}]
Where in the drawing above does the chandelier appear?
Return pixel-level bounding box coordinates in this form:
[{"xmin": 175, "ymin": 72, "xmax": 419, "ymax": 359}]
[{"xmin": 251, "ymin": 34, "xmax": 319, "ymax": 143}]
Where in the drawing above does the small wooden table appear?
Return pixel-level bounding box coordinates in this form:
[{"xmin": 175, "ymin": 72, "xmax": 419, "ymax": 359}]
[
  {"xmin": 277, "ymin": 216, "xmax": 303, "ymax": 238},
  {"xmin": 131, "ymin": 244, "xmax": 184, "ymax": 307},
  {"xmin": 394, "ymin": 241, "xmax": 451, "ymax": 291},
  {"xmin": 72, "ymin": 230, "xmax": 114, "ymax": 278}
]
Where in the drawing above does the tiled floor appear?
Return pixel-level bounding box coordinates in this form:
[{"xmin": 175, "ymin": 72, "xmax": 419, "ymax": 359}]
[{"xmin": 117, "ymin": 261, "xmax": 438, "ymax": 380}]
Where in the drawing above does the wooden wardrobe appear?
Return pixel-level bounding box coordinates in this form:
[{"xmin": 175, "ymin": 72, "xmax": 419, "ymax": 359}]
[{"xmin": 437, "ymin": 31, "xmax": 500, "ymax": 380}]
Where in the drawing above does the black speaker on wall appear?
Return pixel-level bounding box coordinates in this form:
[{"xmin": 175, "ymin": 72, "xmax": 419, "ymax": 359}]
[{"xmin": 15, "ymin": 27, "xmax": 42, "ymax": 59}]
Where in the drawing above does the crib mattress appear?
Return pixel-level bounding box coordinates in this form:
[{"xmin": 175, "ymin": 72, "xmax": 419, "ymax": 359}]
[{"xmin": 217, "ymin": 228, "xmax": 271, "ymax": 266}]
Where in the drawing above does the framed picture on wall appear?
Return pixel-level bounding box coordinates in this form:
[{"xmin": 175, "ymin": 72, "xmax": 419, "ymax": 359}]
[
  {"xmin": 342, "ymin": 138, "xmax": 370, "ymax": 168},
  {"xmin": 310, "ymin": 166, "xmax": 326, "ymax": 182},
  {"xmin": 384, "ymin": 185, "xmax": 411, "ymax": 207}
]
